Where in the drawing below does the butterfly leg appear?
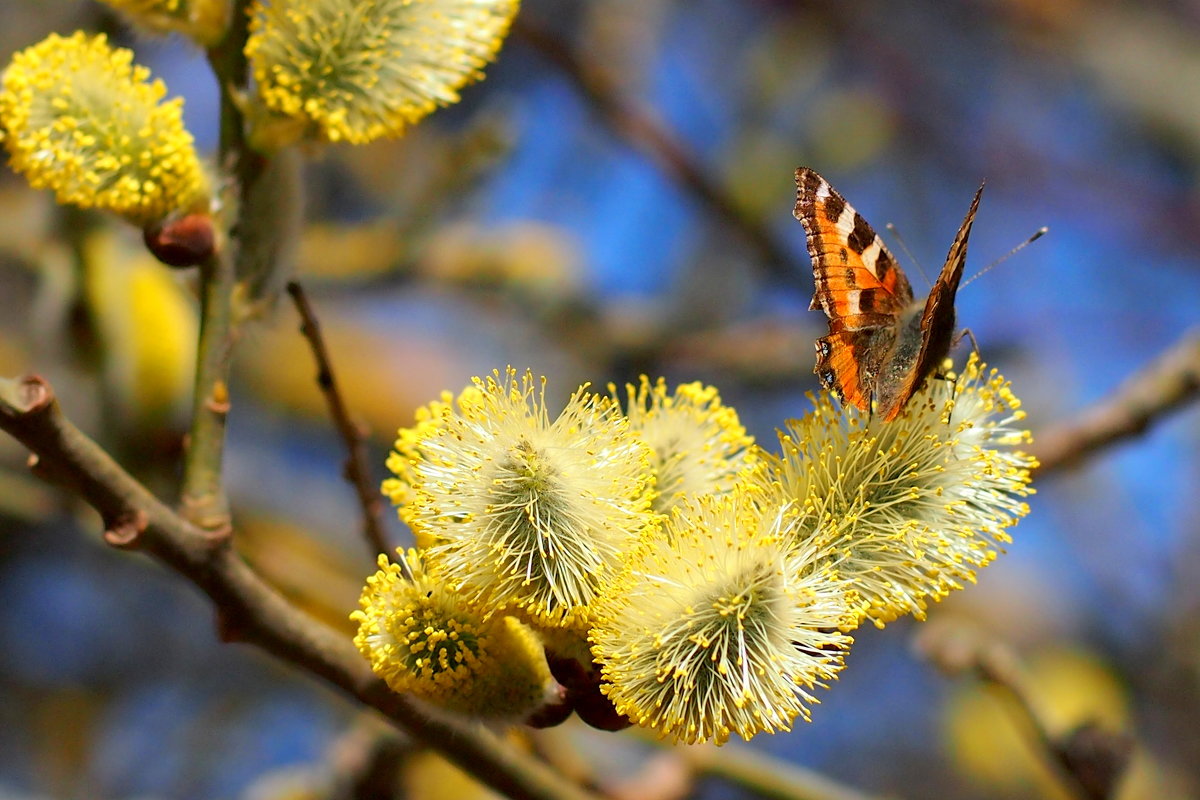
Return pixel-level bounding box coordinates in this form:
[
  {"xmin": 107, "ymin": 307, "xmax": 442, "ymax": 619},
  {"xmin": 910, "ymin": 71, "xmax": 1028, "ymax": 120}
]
[{"xmin": 954, "ymin": 327, "xmax": 981, "ymax": 356}]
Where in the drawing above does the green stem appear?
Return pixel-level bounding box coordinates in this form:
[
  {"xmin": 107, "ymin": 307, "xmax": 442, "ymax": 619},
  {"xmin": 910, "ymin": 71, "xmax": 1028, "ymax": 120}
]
[
  {"xmin": 180, "ymin": 0, "xmax": 264, "ymax": 530},
  {"xmin": 181, "ymin": 247, "xmax": 236, "ymax": 531}
]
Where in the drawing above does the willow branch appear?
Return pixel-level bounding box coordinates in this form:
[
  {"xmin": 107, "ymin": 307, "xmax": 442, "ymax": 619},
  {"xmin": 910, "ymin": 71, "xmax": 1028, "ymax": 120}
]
[
  {"xmin": 0, "ymin": 375, "xmax": 595, "ymax": 800},
  {"xmin": 675, "ymin": 741, "xmax": 890, "ymax": 800},
  {"xmin": 971, "ymin": 652, "xmax": 1130, "ymax": 800},
  {"xmin": 915, "ymin": 624, "xmax": 1131, "ymax": 800},
  {"xmin": 285, "ymin": 281, "xmax": 396, "ymax": 568},
  {"xmin": 624, "ymin": 726, "xmax": 885, "ymax": 800},
  {"xmin": 512, "ymin": 18, "xmax": 794, "ymax": 279},
  {"xmin": 1034, "ymin": 330, "xmax": 1200, "ymax": 474}
]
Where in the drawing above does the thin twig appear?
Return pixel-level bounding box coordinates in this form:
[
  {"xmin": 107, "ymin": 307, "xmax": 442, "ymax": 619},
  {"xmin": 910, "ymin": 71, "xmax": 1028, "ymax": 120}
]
[
  {"xmin": 0, "ymin": 375, "xmax": 596, "ymax": 800},
  {"xmin": 1034, "ymin": 330, "xmax": 1200, "ymax": 474},
  {"xmin": 512, "ymin": 17, "xmax": 795, "ymax": 280},
  {"xmin": 285, "ymin": 281, "xmax": 397, "ymax": 568}
]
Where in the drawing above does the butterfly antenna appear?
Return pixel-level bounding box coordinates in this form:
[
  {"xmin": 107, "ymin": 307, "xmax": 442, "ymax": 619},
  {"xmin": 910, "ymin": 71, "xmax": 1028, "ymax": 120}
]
[
  {"xmin": 885, "ymin": 222, "xmax": 932, "ymax": 288},
  {"xmin": 961, "ymin": 226, "xmax": 1048, "ymax": 289}
]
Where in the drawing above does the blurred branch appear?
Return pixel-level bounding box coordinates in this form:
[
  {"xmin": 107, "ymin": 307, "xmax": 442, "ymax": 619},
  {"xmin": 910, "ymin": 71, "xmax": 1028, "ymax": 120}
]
[
  {"xmin": 675, "ymin": 741, "xmax": 890, "ymax": 800},
  {"xmin": 627, "ymin": 726, "xmax": 886, "ymax": 800},
  {"xmin": 512, "ymin": 17, "xmax": 795, "ymax": 280},
  {"xmin": 1034, "ymin": 330, "xmax": 1200, "ymax": 474},
  {"xmin": 285, "ymin": 281, "xmax": 397, "ymax": 569},
  {"xmin": 916, "ymin": 625, "xmax": 1133, "ymax": 800},
  {"xmin": 325, "ymin": 716, "xmax": 413, "ymax": 800},
  {"xmin": 0, "ymin": 375, "xmax": 596, "ymax": 800}
]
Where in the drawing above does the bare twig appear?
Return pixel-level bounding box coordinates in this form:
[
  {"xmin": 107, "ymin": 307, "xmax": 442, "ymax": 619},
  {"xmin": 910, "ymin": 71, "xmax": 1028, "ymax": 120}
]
[
  {"xmin": 916, "ymin": 624, "xmax": 1132, "ymax": 800},
  {"xmin": 1034, "ymin": 330, "xmax": 1200, "ymax": 474},
  {"xmin": 512, "ymin": 17, "xmax": 795, "ymax": 280},
  {"xmin": 285, "ymin": 282, "xmax": 396, "ymax": 567},
  {"xmin": 0, "ymin": 375, "xmax": 596, "ymax": 800}
]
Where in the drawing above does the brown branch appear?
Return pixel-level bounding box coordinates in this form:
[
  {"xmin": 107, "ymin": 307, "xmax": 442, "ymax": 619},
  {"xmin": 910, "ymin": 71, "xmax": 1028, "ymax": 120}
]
[
  {"xmin": 1034, "ymin": 330, "xmax": 1200, "ymax": 474},
  {"xmin": 0, "ymin": 375, "xmax": 595, "ymax": 800},
  {"xmin": 512, "ymin": 18, "xmax": 795, "ymax": 280},
  {"xmin": 285, "ymin": 282, "xmax": 395, "ymax": 566}
]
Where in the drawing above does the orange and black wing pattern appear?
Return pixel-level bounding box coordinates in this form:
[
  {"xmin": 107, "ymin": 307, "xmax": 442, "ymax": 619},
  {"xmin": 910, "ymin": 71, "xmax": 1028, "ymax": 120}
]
[
  {"xmin": 881, "ymin": 182, "xmax": 983, "ymax": 421},
  {"xmin": 794, "ymin": 167, "xmax": 913, "ymax": 411}
]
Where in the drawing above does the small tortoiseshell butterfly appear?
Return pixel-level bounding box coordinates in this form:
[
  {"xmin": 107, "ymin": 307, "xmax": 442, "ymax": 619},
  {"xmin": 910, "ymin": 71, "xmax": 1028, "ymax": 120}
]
[{"xmin": 793, "ymin": 167, "xmax": 984, "ymax": 421}]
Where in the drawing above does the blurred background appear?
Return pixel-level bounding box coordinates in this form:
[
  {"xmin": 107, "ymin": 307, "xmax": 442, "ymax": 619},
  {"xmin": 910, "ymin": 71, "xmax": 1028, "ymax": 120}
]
[{"xmin": 2, "ymin": 0, "xmax": 1199, "ymax": 798}]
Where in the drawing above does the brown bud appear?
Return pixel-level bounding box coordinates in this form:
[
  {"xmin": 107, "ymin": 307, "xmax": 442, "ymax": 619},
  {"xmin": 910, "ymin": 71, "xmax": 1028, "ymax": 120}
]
[
  {"xmin": 572, "ymin": 679, "xmax": 632, "ymax": 732},
  {"xmin": 545, "ymin": 649, "xmax": 592, "ymax": 691},
  {"xmin": 144, "ymin": 213, "xmax": 216, "ymax": 268},
  {"xmin": 524, "ymin": 683, "xmax": 574, "ymax": 729}
]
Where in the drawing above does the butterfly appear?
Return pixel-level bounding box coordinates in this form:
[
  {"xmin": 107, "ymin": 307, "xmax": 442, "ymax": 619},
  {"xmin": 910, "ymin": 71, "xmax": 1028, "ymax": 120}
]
[{"xmin": 793, "ymin": 167, "xmax": 983, "ymax": 421}]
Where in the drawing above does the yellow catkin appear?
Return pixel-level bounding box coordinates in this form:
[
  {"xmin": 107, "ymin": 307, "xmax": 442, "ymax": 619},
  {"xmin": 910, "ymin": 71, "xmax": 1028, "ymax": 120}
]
[
  {"xmin": 756, "ymin": 354, "xmax": 1036, "ymax": 628},
  {"xmin": 591, "ymin": 492, "xmax": 853, "ymax": 745},
  {"xmin": 245, "ymin": 0, "xmax": 520, "ymax": 146},
  {"xmin": 0, "ymin": 32, "xmax": 208, "ymax": 226},
  {"xmin": 352, "ymin": 552, "xmax": 553, "ymax": 719},
  {"xmin": 617, "ymin": 376, "xmax": 756, "ymax": 515},
  {"xmin": 384, "ymin": 369, "xmax": 654, "ymax": 631}
]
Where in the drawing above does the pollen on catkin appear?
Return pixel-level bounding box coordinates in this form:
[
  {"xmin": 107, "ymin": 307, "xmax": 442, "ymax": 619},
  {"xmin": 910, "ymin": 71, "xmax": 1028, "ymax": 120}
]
[
  {"xmin": 387, "ymin": 368, "xmax": 655, "ymax": 630},
  {"xmin": 244, "ymin": 0, "xmax": 520, "ymax": 147},
  {"xmin": 757, "ymin": 354, "xmax": 1036, "ymax": 628},
  {"xmin": 617, "ymin": 377, "xmax": 756, "ymax": 515},
  {"xmin": 590, "ymin": 490, "xmax": 854, "ymax": 745},
  {"xmin": 382, "ymin": 388, "xmax": 459, "ymax": 541},
  {"xmin": 0, "ymin": 33, "xmax": 209, "ymax": 227},
  {"xmin": 98, "ymin": 0, "xmax": 231, "ymax": 45},
  {"xmin": 352, "ymin": 551, "xmax": 555, "ymax": 719}
]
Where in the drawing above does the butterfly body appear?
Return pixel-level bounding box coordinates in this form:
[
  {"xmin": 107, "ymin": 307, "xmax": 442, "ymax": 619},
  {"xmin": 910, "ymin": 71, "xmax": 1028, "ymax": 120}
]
[{"xmin": 794, "ymin": 167, "xmax": 982, "ymax": 421}]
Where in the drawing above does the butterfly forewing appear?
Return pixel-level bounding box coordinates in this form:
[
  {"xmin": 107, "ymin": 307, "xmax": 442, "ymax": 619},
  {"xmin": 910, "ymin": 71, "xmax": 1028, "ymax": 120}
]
[
  {"xmin": 879, "ymin": 182, "xmax": 984, "ymax": 421},
  {"xmin": 794, "ymin": 167, "xmax": 912, "ymax": 410},
  {"xmin": 794, "ymin": 168, "xmax": 914, "ymax": 330},
  {"xmin": 795, "ymin": 168, "xmax": 984, "ymax": 421}
]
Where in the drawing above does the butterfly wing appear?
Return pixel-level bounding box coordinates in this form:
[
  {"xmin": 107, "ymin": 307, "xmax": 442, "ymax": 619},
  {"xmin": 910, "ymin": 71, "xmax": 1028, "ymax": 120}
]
[
  {"xmin": 879, "ymin": 182, "xmax": 984, "ymax": 421},
  {"xmin": 794, "ymin": 167, "xmax": 914, "ymax": 411}
]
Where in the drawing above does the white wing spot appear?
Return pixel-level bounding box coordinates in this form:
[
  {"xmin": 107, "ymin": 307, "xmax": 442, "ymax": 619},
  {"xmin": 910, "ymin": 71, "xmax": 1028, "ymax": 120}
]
[
  {"xmin": 834, "ymin": 203, "xmax": 857, "ymax": 236},
  {"xmin": 861, "ymin": 239, "xmax": 883, "ymax": 279}
]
